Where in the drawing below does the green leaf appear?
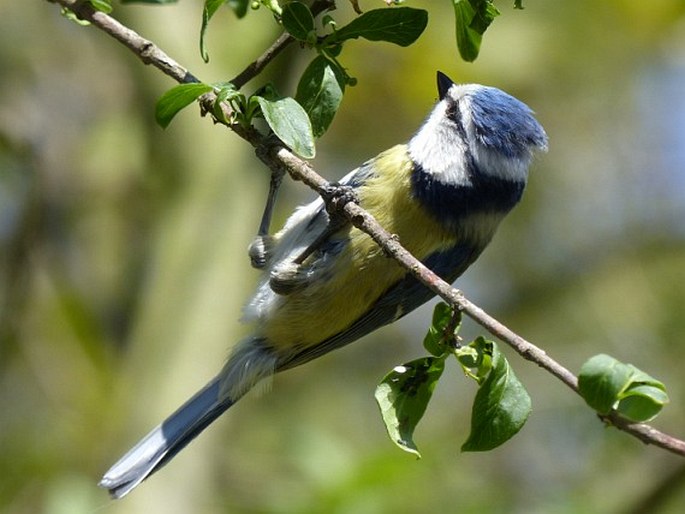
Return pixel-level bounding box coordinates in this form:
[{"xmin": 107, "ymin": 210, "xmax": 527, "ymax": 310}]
[
  {"xmin": 212, "ymin": 82, "xmax": 244, "ymax": 124},
  {"xmin": 281, "ymin": 2, "xmax": 315, "ymax": 42},
  {"xmin": 256, "ymin": 96, "xmax": 316, "ymax": 158},
  {"xmin": 89, "ymin": 0, "xmax": 113, "ymax": 12},
  {"xmin": 578, "ymin": 354, "xmax": 630, "ymax": 414},
  {"xmin": 462, "ymin": 339, "xmax": 531, "ymax": 451},
  {"xmin": 578, "ymin": 354, "xmax": 632, "ymax": 414},
  {"xmin": 61, "ymin": 8, "xmax": 91, "ymax": 25},
  {"xmin": 578, "ymin": 354, "xmax": 669, "ymax": 422},
  {"xmin": 617, "ymin": 384, "xmax": 669, "ymax": 422},
  {"xmin": 469, "ymin": 0, "xmax": 500, "ymax": 33},
  {"xmin": 331, "ymin": 7, "xmax": 428, "ymax": 47},
  {"xmin": 295, "ymin": 56, "xmax": 345, "ymax": 138},
  {"xmin": 422, "ymin": 302, "xmax": 460, "ymax": 357},
  {"xmin": 155, "ymin": 83, "xmax": 213, "ymax": 128},
  {"xmin": 451, "ymin": 0, "xmax": 500, "ymax": 62},
  {"xmin": 455, "ymin": 344, "xmax": 481, "ymax": 371},
  {"xmin": 375, "ymin": 356, "xmax": 446, "ymax": 457},
  {"xmin": 201, "ymin": 0, "xmax": 230, "ymax": 62}
]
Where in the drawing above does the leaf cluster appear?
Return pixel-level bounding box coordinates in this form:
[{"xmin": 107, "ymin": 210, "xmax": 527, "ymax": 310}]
[
  {"xmin": 76, "ymin": 1, "xmax": 527, "ymax": 159},
  {"xmin": 375, "ymin": 303, "xmax": 672, "ymax": 458},
  {"xmin": 157, "ymin": 1, "xmax": 429, "ymax": 158},
  {"xmin": 375, "ymin": 303, "xmax": 531, "ymax": 456}
]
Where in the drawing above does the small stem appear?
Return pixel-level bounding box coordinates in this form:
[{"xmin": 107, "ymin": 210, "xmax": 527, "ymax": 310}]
[
  {"xmin": 230, "ymin": 32, "xmax": 294, "ymax": 89},
  {"xmin": 229, "ymin": 0, "xmax": 336, "ymax": 89}
]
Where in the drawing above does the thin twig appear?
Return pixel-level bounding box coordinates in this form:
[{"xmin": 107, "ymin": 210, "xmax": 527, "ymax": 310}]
[
  {"xmin": 230, "ymin": 32, "xmax": 295, "ymax": 89},
  {"xmin": 230, "ymin": 0, "xmax": 335, "ymax": 88},
  {"xmin": 606, "ymin": 413, "xmax": 685, "ymax": 456},
  {"xmin": 54, "ymin": 0, "xmax": 199, "ymax": 84},
  {"xmin": 48, "ymin": 0, "xmax": 685, "ymax": 458}
]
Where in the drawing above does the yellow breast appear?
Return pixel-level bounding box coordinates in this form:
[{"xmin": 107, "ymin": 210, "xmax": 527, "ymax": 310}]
[{"xmin": 262, "ymin": 145, "xmax": 459, "ymax": 350}]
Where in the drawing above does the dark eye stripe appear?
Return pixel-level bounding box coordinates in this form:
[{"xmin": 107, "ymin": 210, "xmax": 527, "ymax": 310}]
[{"xmin": 445, "ymin": 99, "xmax": 467, "ymax": 141}]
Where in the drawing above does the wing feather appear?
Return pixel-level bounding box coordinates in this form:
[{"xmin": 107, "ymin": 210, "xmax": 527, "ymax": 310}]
[{"xmin": 276, "ymin": 241, "xmax": 483, "ymax": 371}]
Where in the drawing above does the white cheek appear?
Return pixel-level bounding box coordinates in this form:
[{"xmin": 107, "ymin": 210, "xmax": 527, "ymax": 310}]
[
  {"xmin": 472, "ymin": 144, "xmax": 531, "ymax": 182},
  {"xmin": 408, "ymin": 104, "xmax": 471, "ymax": 186}
]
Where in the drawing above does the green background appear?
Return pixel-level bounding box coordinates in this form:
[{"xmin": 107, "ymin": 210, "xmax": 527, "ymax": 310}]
[{"xmin": 2, "ymin": 1, "xmax": 685, "ymax": 512}]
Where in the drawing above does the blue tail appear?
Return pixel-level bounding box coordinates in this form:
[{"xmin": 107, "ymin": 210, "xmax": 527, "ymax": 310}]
[{"xmin": 99, "ymin": 376, "xmax": 233, "ymax": 499}]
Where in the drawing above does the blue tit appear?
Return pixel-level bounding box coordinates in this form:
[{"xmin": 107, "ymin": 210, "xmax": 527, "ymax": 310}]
[{"xmin": 99, "ymin": 71, "xmax": 548, "ymax": 498}]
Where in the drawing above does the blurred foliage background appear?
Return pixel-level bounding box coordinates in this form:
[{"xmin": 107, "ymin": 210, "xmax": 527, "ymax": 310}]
[{"xmin": 2, "ymin": 0, "xmax": 685, "ymax": 512}]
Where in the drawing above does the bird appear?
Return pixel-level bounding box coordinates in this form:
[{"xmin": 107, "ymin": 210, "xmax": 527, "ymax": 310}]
[{"xmin": 99, "ymin": 71, "xmax": 548, "ymax": 499}]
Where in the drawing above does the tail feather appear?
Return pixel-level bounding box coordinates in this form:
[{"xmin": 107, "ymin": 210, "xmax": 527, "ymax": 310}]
[
  {"xmin": 99, "ymin": 377, "xmax": 233, "ymax": 499},
  {"xmin": 100, "ymin": 337, "xmax": 279, "ymax": 499}
]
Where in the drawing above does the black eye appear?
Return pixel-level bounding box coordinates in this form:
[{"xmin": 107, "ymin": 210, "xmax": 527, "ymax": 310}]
[
  {"xmin": 445, "ymin": 100, "xmax": 467, "ymax": 139},
  {"xmin": 445, "ymin": 100, "xmax": 460, "ymax": 123}
]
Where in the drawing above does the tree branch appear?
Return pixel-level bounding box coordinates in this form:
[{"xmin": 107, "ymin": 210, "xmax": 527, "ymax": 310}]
[
  {"xmin": 54, "ymin": 0, "xmax": 199, "ymax": 84},
  {"xmin": 48, "ymin": 0, "xmax": 685, "ymax": 459}
]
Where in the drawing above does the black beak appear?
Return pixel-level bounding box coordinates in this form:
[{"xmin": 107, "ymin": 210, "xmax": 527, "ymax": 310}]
[{"xmin": 437, "ymin": 71, "xmax": 455, "ymax": 100}]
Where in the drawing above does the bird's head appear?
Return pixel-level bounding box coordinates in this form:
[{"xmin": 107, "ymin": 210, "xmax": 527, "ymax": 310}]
[{"xmin": 409, "ymin": 72, "xmax": 548, "ymax": 186}]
